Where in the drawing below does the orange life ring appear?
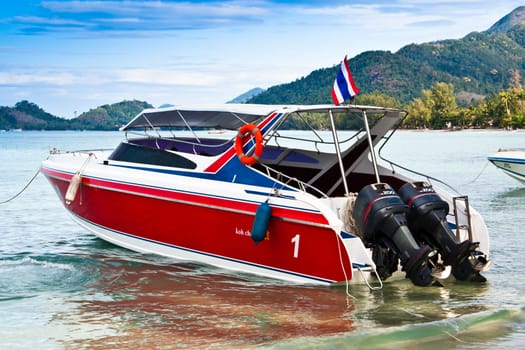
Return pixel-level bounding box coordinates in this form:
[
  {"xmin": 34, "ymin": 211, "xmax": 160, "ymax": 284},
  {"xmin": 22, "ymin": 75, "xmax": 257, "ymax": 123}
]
[{"xmin": 235, "ymin": 123, "xmax": 264, "ymax": 166}]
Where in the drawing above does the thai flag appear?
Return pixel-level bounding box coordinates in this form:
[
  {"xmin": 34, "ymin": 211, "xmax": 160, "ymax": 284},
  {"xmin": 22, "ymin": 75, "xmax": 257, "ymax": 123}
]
[{"xmin": 331, "ymin": 55, "xmax": 360, "ymax": 105}]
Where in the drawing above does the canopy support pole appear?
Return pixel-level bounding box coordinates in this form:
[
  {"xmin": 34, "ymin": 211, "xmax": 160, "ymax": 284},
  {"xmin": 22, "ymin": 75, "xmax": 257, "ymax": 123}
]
[
  {"xmin": 328, "ymin": 109, "xmax": 350, "ymax": 195},
  {"xmin": 363, "ymin": 110, "xmax": 381, "ymax": 183}
]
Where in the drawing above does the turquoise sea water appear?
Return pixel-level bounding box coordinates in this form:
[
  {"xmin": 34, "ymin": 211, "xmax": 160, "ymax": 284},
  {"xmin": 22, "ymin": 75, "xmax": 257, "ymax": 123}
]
[{"xmin": 0, "ymin": 129, "xmax": 524, "ymax": 349}]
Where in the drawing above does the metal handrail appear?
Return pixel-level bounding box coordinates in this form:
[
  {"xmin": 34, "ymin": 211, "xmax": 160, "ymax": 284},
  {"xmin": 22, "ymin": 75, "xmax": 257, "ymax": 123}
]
[{"xmin": 259, "ymin": 163, "xmax": 329, "ymax": 198}]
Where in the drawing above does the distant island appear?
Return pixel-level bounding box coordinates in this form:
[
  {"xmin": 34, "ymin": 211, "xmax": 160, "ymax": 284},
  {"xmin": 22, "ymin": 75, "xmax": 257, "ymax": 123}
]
[
  {"xmin": 0, "ymin": 100, "xmax": 153, "ymax": 131},
  {"xmin": 1, "ymin": 6, "xmax": 524, "ymax": 131}
]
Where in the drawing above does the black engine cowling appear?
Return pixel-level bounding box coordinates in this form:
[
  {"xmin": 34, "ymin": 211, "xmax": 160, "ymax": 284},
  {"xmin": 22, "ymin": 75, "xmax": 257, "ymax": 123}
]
[
  {"xmin": 352, "ymin": 183, "xmax": 436, "ymax": 286},
  {"xmin": 398, "ymin": 181, "xmax": 487, "ymax": 282}
]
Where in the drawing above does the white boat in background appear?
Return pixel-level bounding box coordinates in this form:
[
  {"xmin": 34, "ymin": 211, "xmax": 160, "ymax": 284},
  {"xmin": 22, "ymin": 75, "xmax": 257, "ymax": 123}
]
[
  {"xmin": 488, "ymin": 148, "xmax": 525, "ymax": 184},
  {"xmin": 40, "ymin": 104, "xmax": 491, "ymax": 288}
]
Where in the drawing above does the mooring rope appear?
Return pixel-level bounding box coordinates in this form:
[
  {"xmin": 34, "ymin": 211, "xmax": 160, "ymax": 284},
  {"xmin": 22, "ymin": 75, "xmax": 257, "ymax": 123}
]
[
  {"xmin": 460, "ymin": 160, "xmax": 490, "ymax": 186},
  {"xmin": 0, "ymin": 167, "xmax": 41, "ymax": 205}
]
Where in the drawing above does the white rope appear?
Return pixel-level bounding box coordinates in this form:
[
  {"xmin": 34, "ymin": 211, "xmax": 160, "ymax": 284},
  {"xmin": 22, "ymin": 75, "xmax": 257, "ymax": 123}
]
[
  {"xmin": 334, "ymin": 231, "xmax": 357, "ymax": 299},
  {"xmin": 460, "ymin": 160, "xmax": 490, "ymax": 186}
]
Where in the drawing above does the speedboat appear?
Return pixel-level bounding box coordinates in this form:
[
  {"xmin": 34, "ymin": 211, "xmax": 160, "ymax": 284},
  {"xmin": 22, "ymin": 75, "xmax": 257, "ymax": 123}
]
[
  {"xmin": 488, "ymin": 148, "xmax": 525, "ymax": 184},
  {"xmin": 40, "ymin": 104, "xmax": 491, "ymax": 288}
]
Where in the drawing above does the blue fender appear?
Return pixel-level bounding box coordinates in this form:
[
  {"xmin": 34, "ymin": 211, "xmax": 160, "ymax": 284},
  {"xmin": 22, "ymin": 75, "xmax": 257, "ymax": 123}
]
[{"xmin": 251, "ymin": 200, "xmax": 271, "ymax": 245}]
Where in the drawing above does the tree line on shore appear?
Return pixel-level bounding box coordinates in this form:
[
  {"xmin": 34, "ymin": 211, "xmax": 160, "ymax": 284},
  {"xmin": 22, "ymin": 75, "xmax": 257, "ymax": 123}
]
[{"xmin": 356, "ymin": 83, "xmax": 525, "ymax": 129}]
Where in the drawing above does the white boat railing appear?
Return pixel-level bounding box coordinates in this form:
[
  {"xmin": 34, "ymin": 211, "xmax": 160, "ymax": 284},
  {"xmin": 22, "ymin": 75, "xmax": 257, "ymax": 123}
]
[{"xmin": 259, "ymin": 163, "xmax": 329, "ymax": 198}]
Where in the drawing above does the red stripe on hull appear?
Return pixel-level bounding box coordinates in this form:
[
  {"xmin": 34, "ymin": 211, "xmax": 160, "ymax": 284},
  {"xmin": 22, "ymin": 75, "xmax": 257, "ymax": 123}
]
[
  {"xmin": 43, "ymin": 172, "xmax": 353, "ymax": 283},
  {"xmin": 41, "ymin": 166, "xmax": 330, "ymax": 226}
]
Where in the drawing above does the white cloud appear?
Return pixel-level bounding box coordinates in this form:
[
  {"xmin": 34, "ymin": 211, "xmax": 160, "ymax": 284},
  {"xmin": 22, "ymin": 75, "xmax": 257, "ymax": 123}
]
[
  {"xmin": 0, "ymin": 71, "xmax": 77, "ymax": 85},
  {"xmin": 114, "ymin": 68, "xmax": 223, "ymax": 86},
  {"xmin": 41, "ymin": 0, "xmax": 269, "ymax": 16},
  {"xmin": 0, "ymin": 68, "xmax": 223, "ymax": 87},
  {"xmin": 33, "ymin": 0, "xmax": 269, "ymax": 33},
  {"xmin": 13, "ymin": 15, "xmax": 84, "ymax": 26}
]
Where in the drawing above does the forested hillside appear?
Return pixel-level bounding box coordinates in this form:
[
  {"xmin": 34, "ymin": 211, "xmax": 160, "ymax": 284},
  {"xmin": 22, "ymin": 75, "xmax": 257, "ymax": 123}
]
[
  {"xmin": 0, "ymin": 100, "xmax": 152, "ymax": 131},
  {"xmin": 0, "ymin": 101, "xmax": 70, "ymax": 130},
  {"xmin": 249, "ymin": 7, "xmax": 525, "ymax": 106},
  {"xmin": 68, "ymin": 100, "xmax": 153, "ymax": 130}
]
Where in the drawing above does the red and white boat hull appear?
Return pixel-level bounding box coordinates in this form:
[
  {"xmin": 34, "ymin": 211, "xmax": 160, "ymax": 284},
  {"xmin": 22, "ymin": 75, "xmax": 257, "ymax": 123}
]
[{"xmin": 41, "ymin": 153, "xmax": 370, "ymax": 285}]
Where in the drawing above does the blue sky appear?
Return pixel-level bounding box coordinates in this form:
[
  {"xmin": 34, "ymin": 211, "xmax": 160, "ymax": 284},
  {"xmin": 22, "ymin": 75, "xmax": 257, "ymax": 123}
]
[{"xmin": 0, "ymin": 0, "xmax": 523, "ymax": 118}]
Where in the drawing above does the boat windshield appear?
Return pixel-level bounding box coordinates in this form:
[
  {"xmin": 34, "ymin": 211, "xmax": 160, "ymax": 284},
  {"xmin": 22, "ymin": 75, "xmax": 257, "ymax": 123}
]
[{"xmin": 265, "ymin": 108, "xmax": 384, "ymax": 153}]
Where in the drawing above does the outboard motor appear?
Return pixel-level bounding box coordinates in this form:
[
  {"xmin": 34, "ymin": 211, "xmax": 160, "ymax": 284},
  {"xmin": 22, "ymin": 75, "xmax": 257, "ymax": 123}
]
[
  {"xmin": 353, "ymin": 183, "xmax": 436, "ymax": 287},
  {"xmin": 398, "ymin": 181, "xmax": 488, "ymax": 282}
]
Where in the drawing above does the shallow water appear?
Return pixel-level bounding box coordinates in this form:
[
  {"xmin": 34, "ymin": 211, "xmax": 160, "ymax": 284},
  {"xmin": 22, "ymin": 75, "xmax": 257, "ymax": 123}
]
[{"xmin": 0, "ymin": 129, "xmax": 524, "ymax": 349}]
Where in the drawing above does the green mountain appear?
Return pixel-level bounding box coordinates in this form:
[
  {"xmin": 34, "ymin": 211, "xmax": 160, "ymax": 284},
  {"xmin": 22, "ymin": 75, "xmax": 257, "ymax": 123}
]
[
  {"xmin": 227, "ymin": 87, "xmax": 265, "ymax": 103},
  {"xmin": 0, "ymin": 101, "xmax": 70, "ymax": 130},
  {"xmin": 68, "ymin": 100, "xmax": 153, "ymax": 130},
  {"xmin": 486, "ymin": 5, "xmax": 525, "ymax": 34},
  {"xmin": 0, "ymin": 100, "xmax": 152, "ymax": 131},
  {"xmin": 248, "ymin": 6, "xmax": 525, "ymax": 106}
]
